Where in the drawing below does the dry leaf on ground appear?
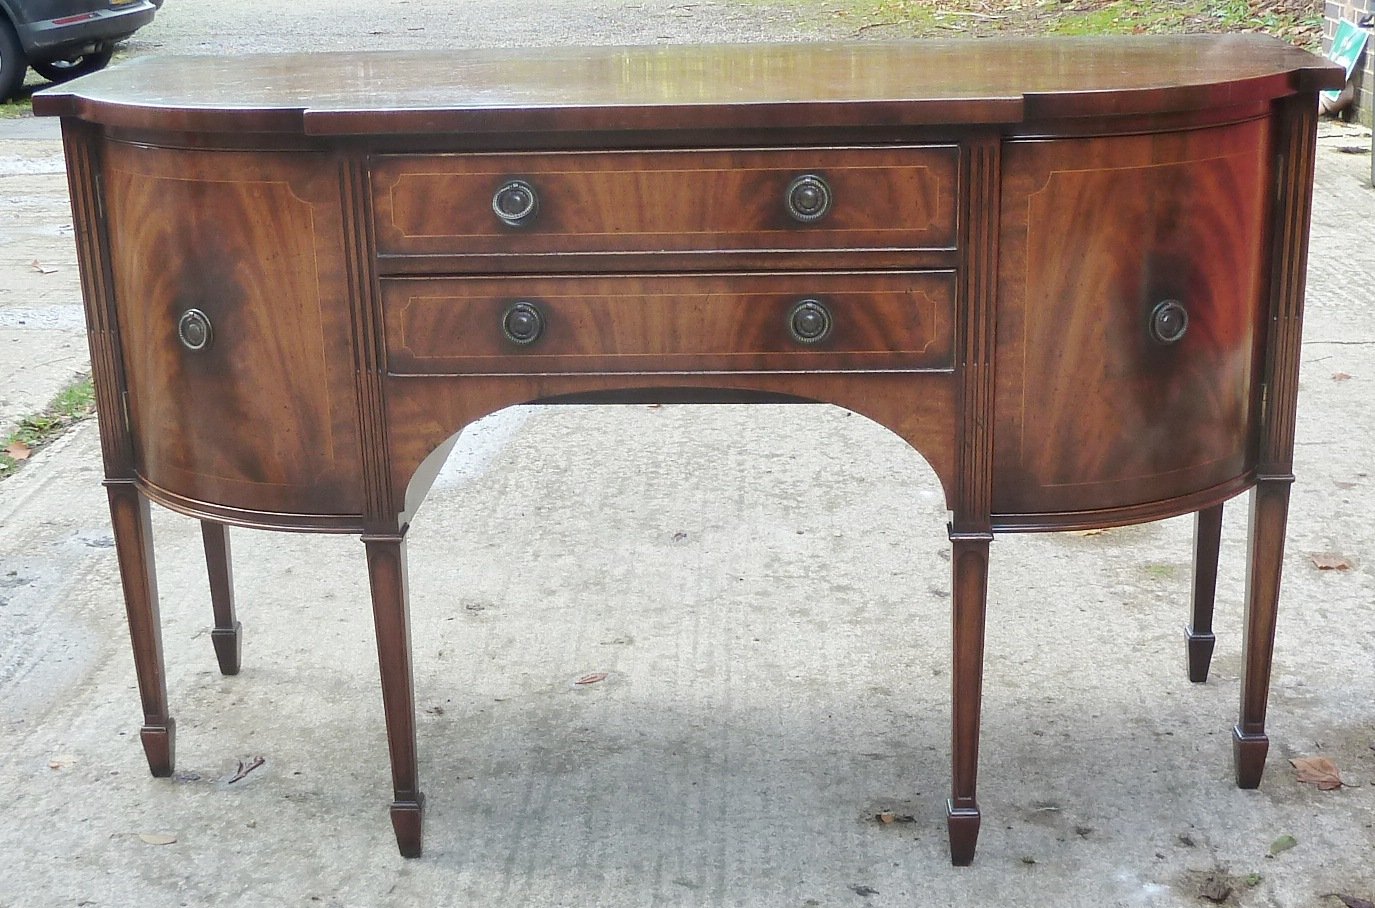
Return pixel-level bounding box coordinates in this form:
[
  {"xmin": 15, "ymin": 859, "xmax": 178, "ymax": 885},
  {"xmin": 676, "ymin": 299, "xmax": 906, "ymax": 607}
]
[
  {"xmin": 574, "ymin": 672, "xmax": 608, "ymax": 685},
  {"xmin": 29, "ymin": 259, "xmax": 57, "ymax": 274},
  {"xmin": 5, "ymin": 441, "xmax": 31, "ymax": 461},
  {"xmin": 1310, "ymin": 554, "xmax": 1353, "ymax": 571},
  {"xmin": 226, "ymin": 755, "xmax": 265, "ymax": 784},
  {"xmin": 1332, "ymin": 372, "xmax": 1353, "ymax": 381},
  {"xmin": 1291, "ymin": 756, "xmax": 1343, "ymax": 790}
]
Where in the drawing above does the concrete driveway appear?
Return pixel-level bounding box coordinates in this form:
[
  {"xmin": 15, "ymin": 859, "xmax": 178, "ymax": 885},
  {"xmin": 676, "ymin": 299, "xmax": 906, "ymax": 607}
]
[{"xmin": 1, "ymin": 3, "xmax": 1373, "ymax": 906}]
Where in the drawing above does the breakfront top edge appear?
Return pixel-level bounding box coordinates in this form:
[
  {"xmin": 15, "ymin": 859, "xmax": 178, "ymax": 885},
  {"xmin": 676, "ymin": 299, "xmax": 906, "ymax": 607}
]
[{"xmin": 33, "ymin": 35, "xmax": 1344, "ymax": 135}]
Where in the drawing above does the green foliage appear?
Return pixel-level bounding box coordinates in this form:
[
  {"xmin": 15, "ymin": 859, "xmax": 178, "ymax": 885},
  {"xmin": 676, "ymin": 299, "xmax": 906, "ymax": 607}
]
[
  {"xmin": 0, "ymin": 97, "xmax": 33, "ymax": 118},
  {"xmin": 765, "ymin": 0, "xmax": 1323, "ymax": 48},
  {"xmin": 0, "ymin": 377, "xmax": 96, "ymax": 478}
]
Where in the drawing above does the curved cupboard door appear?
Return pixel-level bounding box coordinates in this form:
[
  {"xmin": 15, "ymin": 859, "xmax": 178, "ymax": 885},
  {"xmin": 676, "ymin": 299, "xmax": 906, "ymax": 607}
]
[
  {"xmin": 992, "ymin": 116, "xmax": 1274, "ymax": 519},
  {"xmin": 103, "ymin": 142, "xmax": 364, "ymax": 518}
]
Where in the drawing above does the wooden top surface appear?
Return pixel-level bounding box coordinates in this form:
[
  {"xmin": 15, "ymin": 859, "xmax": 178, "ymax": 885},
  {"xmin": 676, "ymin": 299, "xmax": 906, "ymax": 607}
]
[{"xmin": 34, "ymin": 35, "xmax": 1344, "ymax": 134}]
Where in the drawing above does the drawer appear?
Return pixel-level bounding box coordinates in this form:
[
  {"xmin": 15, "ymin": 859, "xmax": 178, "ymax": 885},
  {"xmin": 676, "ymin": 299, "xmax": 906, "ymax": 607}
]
[
  {"xmin": 382, "ymin": 272, "xmax": 955, "ymax": 375},
  {"xmin": 370, "ymin": 147, "xmax": 958, "ymax": 262}
]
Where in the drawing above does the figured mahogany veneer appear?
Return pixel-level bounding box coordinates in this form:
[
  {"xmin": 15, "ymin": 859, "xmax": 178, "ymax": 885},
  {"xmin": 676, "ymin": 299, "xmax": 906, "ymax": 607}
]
[{"xmin": 36, "ymin": 36, "xmax": 1342, "ymax": 865}]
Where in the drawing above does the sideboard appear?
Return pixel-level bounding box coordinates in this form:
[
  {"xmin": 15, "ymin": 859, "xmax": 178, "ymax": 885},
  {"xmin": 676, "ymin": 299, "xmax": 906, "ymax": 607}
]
[{"xmin": 35, "ymin": 36, "xmax": 1343, "ymax": 864}]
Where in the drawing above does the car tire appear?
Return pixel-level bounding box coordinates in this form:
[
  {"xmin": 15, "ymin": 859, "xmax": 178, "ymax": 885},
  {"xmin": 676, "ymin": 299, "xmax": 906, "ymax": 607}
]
[
  {"xmin": 32, "ymin": 44, "xmax": 115, "ymax": 84},
  {"xmin": 0, "ymin": 17, "xmax": 26, "ymax": 103}
]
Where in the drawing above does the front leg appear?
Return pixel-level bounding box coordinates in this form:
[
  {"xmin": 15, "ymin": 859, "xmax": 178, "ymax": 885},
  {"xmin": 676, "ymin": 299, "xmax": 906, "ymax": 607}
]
[
  {"xmin": 947, "ymin": 531, "xmax": 991, "ymax": 866},
  {"xmin": 1233, "ymin": 479, "xmax": 1292, "ymax": 788},
  {"xmin": 364, "ymin": 531, "xmax": 425, "ymax": 857},
  {"xmin": 106, "ymin": 481, "xmax": 175, "ymax": 775}
]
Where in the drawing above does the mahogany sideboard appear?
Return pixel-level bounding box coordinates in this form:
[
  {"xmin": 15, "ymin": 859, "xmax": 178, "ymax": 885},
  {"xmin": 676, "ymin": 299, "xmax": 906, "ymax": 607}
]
[{"xmin": 35, "ymin": 37, "xmax": 1343, "ymax": 864}]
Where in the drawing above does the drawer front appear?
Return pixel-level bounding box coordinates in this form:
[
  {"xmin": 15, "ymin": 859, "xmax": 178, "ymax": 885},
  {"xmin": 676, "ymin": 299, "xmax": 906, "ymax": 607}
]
[
  {"xmin": 370, "ymin": 147, "xmax": 958, "ymax": 260},
  {"xmin": 382, "ymin": 272, "xmax": 955, "ymax": 375}
]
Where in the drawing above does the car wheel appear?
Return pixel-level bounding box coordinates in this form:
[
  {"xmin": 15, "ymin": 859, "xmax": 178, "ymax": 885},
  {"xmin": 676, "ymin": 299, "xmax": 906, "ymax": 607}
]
[
  {"xmin": 0, "ymin": 18, "xmax": 26, "ymax": 102},
  {"xmin": 32, "ymin": 44, "xmax": 115, "ymax": 84}
]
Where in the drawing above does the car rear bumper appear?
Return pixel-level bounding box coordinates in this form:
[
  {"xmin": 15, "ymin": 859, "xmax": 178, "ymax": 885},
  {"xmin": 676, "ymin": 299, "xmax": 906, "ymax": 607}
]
[{"xmin": 19, "ymin": 1, "xmax": 157, "ymax": 56}]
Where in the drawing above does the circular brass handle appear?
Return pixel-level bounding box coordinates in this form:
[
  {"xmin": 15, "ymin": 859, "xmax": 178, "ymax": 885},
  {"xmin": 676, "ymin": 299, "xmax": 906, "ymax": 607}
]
[
  {"xmin": 788, "ymin": 298, "xmax": 832, "ymax": 344},
  {"xmin": 1148, "ymin": 299, "xmax": 1189, "ymax": 345},
  {"xmin": 502, "ymin": 301, "xmax": 544, "ymax": 345},
  {"xmin": 177, "ymin": 309, "xmax": 213, "ymax": 352},
  {"xmin": 785, "ymin": 174, "xmax": 832, "ymax": 223},
  {"xmin": 492, "ymin": 179, "xmax": 539, "ymax": 227}
]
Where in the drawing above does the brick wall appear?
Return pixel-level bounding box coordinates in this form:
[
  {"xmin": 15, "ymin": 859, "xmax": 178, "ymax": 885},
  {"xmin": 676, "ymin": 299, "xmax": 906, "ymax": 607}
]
[{"xmin": 1324, "ymin": 0, "xmax": 1375, "ymax": 125}]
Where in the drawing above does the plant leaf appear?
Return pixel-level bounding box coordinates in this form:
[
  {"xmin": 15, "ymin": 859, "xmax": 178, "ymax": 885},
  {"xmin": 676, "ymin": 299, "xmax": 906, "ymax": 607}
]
[{"xmin": 1269, "ymin": 834, "xmax": 1298, "ymax": 856}]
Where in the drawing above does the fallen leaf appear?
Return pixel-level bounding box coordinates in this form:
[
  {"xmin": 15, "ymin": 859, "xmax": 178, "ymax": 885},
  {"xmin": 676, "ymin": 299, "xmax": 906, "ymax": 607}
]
[
  {"xmin": 137, "ymin": 833, "xmax": 177, "ymax": 845},
  {"xmin": 1334, "ymin": 481, "xmax": 1358, "ymax": 490},
  {"xmin": 874, "ymin": 812, "xmax": 915, "ymax": 824},
  {"xmin": 1268, "ymin": 833, "xmax": 1298, "ymax": 856},
  {"xmin": 5, "ymin": 441, "xmax": 31, "ymax": 461},
  {"xmin": 574, "ymin": 672, "xmax": 607, "ymax": 686},
  {"xmin": 1325, "ymin": 895, "xmax": 1375, "ymax": 908},
  {"xmin": 1332, "ymin": 372, "xmax": 1353, "ymax": 381},
  {"xmin": 671, "ymin": 531, "xmax": 688, "ymax": 542},
  {"xmin": 1309, "ymin": 554, "xmax": 1353, "ymax": 571},
  {"xmin": 30, "ymin": 259, "xmax": 58, "ymax": 274},
  {"xmin": 48, "ymin": 754, "xmax": 77, "ymax": 770},
  {"xmin": 1069, "ymin": 527, "xmax": 1111, "ymax": 537},
  {"xmin": 849, "ymin": 885, "xmax": 879, "ymax": 897},
  {"xmin": 1291, "ymin": 756, "xmax": 1343, "ymax": 790},
  {"xmin": 226, "ymin": 755, "xmax": 265, "ymax": 784}
]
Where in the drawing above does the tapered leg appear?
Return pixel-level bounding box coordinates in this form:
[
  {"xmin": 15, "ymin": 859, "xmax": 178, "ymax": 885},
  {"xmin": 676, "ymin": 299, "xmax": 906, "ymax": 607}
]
[
  {"xmin": 106, "ymin": 481, "xmax": 175, "ymax": 776},
  {"xmin": 364, "ymin": 532, "xmax": 425, "ymax": 857},
  {"xmin": 947, "ymin": 532, "xmax": 990, "ymax": 866},
  {"xmin": 201, "ymin": 522, "xmax": 242, "ymax": 676},
  {"xmin": 1186, "ymin": 504, "xmax": 1224, "ymax": 683},
  {"xmin": 1234, "ymin": 480, "xmax": 1291, "ymax": 788}
]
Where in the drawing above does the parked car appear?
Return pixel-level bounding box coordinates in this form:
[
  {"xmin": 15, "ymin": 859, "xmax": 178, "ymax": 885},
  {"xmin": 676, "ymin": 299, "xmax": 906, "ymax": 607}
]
[{"xmin": 0, "ymin": 0, "xmax": 159, "ymax": 101}]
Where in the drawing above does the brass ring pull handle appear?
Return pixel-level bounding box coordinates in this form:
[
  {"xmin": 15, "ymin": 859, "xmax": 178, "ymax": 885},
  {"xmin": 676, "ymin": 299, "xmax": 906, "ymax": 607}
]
[
  {"xmin": 502, "ymin": 301, "xmax": 544, "ymax": 345},
  {"xmin": 788, "ymin": 298, "xmax": 833, "ymax": 344},
  {"xmin": 785, "ymin": 174, "xmax": 832, "ymax": 223},
  {"xmin": 1148, "ymin": 299, "xmax": 1189, "ymax": 345},
  {"xmin": 177, "ymin": 309, "xmax": 213, "ymax": 351},
  {"xmin": 492, "ymin": 179, "xmax": 539, "ymax": 227}
]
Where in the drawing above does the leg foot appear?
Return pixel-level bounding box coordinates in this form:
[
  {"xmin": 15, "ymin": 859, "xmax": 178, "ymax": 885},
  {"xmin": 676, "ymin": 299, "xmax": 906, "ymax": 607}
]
[
  {"xmin": 1184, "ymin": 627, "xmax": 1216, "ymax": 684},
  {"xmin": 210, "ymin": 625, "xmax": 243, "ymax": 677},
  {"xmin": 140, "ymin": 718, "xmax": 176, "ymax": 777},
  {"xmin": 947, "ymin": 801, "xmax": 981, "ymax": 866},
  {"xmin": 1232, "ymin": 727, "xmax": 1269, "ymax": 789},
  {"xmin": 390, "ymin": 795, "xmax": 426, "ymax": 858}
]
